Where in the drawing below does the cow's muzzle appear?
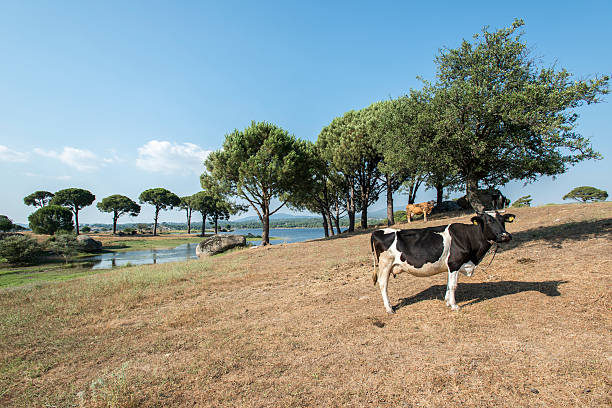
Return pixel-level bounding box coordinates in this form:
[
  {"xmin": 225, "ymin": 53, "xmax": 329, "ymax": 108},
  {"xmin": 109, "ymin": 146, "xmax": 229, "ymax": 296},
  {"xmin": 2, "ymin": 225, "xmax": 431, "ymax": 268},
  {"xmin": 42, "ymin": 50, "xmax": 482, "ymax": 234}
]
[{"xmin": 496, "ymin": 233, "xmax": 512, "ymax": 243}]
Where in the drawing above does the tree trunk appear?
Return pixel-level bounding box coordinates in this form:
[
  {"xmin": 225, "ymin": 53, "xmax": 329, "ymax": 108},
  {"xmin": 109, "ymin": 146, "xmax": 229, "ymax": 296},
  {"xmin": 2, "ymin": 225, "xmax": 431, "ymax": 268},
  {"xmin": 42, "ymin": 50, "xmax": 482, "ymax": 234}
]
[
  {"xmin": 321, "ymin": 210, "xmax": 329, "ymax": 238},
  {"xmin": 214, "ymin": 217, "xmax": 218, "ymax": 234},
  {"xmin": 262, "ymin": 211, "xmax": 270, "ymax": 246},
  {"xmin": 386, "ymin": 174, "xmax": 394, "ymax": 226},
  {"xmin": 360, "ymin": 180, "xmax": 371, "ymax": 230},
  {"xmin": 153, "ymin": 207, "xmax": 159, "ymax": 236},
  {"xmin": 408, "ymin": 180, "xmax": 421, "ymax": 204},
  {"xmin": 466, "ymin": 176, "xmax": 484, "ymax": 213},
  {"xmin": 201, "ymin": 213, "xmax": 206, "ymax": 236},
  {"xmin": 75, "ymin": 209, "xmax": 80, "ymax": 235},
  {"xmin": 113, "ymin": 212, "xmax": 118, "ymax": 235},
  {"xmin": 326, "ymin": 210, "xmax": 335, "ymax": 236},
  {"xmin": 361, "ymin": 205, "xmax": 368, "ymax": 229},
  {"xmin": 348, "ymin": 184, "xmax": 356, "ymax": 232},
  {"xmin": 436, "ymin": 182, "xmax": 444, "ymax": 207},
  {"xmin": 334, "ymin": 202, "xmax": 341, "ymax": 234},
  {"xmin": 187, "ymin": 209, "xmax": 192, "ymax": 234}
]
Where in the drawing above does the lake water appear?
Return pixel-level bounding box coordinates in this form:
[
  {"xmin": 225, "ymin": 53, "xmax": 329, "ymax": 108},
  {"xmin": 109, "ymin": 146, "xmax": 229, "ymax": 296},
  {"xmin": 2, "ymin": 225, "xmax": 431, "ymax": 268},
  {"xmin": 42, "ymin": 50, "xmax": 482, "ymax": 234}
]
[{"xmin": 82, "ymin": 228, "xmax": 326, "ymax": 269}]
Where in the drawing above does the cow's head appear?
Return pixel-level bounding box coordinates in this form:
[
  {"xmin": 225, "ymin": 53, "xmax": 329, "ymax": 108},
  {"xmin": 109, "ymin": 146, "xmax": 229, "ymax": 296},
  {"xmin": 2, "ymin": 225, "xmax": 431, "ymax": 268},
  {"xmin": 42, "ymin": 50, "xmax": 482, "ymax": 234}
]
[{"xmin": 471, "ymin": 211, "xmax": 515, "ymax": 243}]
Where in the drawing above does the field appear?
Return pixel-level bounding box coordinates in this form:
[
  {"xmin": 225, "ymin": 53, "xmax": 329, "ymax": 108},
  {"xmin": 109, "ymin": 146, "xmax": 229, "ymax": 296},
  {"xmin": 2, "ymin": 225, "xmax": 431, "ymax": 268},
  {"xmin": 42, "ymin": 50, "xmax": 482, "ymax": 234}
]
[{"xmin": 0, "ymin": 202, "xmax": 610, "ymax": 407}]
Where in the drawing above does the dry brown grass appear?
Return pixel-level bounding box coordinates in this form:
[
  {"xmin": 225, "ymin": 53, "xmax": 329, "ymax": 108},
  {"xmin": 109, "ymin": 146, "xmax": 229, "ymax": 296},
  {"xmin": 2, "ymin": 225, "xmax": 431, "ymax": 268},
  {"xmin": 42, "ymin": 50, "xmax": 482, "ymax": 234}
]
[{"xmin": 1, "ymin": 202, "xmax": 611, "ymax": 407}]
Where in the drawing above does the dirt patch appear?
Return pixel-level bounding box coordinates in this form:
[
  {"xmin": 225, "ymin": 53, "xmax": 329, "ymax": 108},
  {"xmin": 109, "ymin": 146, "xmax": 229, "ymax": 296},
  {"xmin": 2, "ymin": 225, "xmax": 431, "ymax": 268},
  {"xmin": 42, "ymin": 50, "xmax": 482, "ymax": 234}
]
[{"xmin": 1, "ymin": 202, "xmax": 611, "ymax": 407}]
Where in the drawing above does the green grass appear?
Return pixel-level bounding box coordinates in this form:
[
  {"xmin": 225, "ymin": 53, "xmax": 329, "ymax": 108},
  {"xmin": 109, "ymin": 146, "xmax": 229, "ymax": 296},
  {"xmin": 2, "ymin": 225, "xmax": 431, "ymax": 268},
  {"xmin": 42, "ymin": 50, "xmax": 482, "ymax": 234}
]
[
  {"xmin": 0, "ymin": 262, "xmax": 99, "ymax": 288},
  {"xmin": 0, "ymin": 234, "xmax": 277, "ymax": 289}
]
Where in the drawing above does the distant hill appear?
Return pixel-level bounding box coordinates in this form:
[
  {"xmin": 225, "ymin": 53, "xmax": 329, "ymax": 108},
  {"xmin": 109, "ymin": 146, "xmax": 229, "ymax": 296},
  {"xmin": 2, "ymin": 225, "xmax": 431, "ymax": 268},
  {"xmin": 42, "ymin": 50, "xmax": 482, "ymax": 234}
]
[{"xmin": 231, "ymin": 213, "xmax": 319, "ymax": 223}]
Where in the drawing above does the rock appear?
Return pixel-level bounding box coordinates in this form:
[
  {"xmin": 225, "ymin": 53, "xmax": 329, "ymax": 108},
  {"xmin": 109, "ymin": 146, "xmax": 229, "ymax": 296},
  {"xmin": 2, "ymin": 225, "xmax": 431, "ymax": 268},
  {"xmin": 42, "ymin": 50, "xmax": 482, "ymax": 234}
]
[
  {"xmin": 76, "ymin": 235, "xmax": 102, "ymax": 252},
  {"xmin": 196, "ymin": 234, "xmax": 246, "ymax": 258}
]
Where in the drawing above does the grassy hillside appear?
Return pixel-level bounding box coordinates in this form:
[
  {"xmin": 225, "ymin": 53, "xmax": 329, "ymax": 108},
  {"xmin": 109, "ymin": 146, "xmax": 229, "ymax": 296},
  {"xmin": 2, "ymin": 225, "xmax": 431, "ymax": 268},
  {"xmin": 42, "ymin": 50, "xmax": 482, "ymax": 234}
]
[{"xmin": 1, "ymin": 203, "xmax": 610, "ymax": 407}]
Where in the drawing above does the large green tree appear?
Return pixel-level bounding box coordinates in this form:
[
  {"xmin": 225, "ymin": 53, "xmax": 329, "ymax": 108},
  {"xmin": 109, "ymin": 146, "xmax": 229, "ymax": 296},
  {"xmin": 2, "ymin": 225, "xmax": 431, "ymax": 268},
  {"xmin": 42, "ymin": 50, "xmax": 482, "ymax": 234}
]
[
  {"xmin": 205, "ymin": 121, "xmax": 311, "ymax": 245},
  {"xmin": 431, "ymin": 19, "xmax": 608, "ymax": 211},
  {"xmin": 0, "ymin": 215, "xmax": 14, "ymax": 232},
  {"xmin": 318, "ymin": 108, "xmax": 384, "ymax": 230},
  {"xmin": 200, "ymin": 174, "xmax": 247, "ymax": 234},
  {"xmin": 283, "ymin": 141, "xmax": 334, "ymax": 236},
  {"xmin": 190, "ymin": 191, "xmax": 214, "ymax": 236},
  {"xmin": 50, "ymin": 188, "xmax": 95, "ymax": 235},
  {"xmin": 376, "ymin": 91, "xmax": 461, "ymax": 226},
  {"xmin": 96, "ymin": 195, "xmax": 141, "ymax": 234},
  {"xmin": 28, "ymin": 205, "xmax": 74, "ymax": 235},
  {"xmin": 369, "ymin": 99, "xmax": 423, "ymax": 225},
  {"xmin": 179, "ymin": 196, "xmax": 195, "ymax": 234},
  {"xmin": 563, "ymin": 186, "xmax": 608, "ymax": 203},
  {"xmin": 23, "ymin": 191, "xmax": 55, "ymax": 208},
  {"xmin": 139, "ymin": 188, "xmax": 181, "ymax": 236}
]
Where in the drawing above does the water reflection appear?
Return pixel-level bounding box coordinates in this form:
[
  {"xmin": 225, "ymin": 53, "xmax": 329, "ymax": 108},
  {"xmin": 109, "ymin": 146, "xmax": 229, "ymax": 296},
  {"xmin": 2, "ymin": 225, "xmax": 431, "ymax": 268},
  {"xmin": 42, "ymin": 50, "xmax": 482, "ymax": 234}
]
[
  {"xmin": 79, "ymin": 228, "xmax": 326, "ymax": 270},
  {"xmin": 81, "ymin": 243, "xmax": 199, "ymax": 270}
]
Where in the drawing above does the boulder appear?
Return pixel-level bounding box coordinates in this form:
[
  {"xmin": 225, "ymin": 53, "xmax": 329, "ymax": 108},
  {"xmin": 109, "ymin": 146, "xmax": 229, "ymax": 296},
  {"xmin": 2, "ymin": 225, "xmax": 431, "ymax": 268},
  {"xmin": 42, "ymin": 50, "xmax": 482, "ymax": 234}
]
[
  {"xmin": 76, "ymin": 235, "xmax": 103, "ymax": 252},
  {"xmin": 196, "ymin": 234, "xmax": 246, "ymax": 258}
]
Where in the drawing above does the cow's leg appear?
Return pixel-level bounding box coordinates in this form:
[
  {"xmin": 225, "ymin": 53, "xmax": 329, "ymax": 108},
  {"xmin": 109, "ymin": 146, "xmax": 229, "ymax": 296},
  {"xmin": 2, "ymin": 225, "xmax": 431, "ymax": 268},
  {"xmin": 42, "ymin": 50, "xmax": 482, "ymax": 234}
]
[
  {"xmin": 377, "ymin": 253, "xmax": 395, "ymax": 314},
  {"xmin": 407, "ymin": 213, "xmax": 412, "ymax": 223},
  {"xmin": 445, "ymin": 270, "xmax": 460, "ymax": 310},
  {"xmin": 424, "ymin": 211, "xmax": 428, "ymax": 222}
]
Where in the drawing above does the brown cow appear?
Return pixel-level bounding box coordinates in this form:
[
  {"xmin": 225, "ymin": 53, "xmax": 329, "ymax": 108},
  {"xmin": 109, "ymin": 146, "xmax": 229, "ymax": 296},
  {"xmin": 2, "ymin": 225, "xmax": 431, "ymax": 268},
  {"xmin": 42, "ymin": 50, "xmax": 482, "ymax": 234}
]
[{"xmin": 405, "ymin": 200, "xmax": 435, "ymax": 223}]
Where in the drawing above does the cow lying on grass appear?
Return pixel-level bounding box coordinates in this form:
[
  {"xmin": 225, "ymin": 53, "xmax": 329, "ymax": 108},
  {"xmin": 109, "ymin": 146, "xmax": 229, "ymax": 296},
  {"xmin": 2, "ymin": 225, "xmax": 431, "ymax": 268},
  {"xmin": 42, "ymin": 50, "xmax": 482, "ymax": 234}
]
[
  {"xmin": 370, "ymin": 211, "xmax": 515, "ymax": 313},
  {"xmin": 405, "ymin": 201, "xmax": 435, "ymax": 222}
]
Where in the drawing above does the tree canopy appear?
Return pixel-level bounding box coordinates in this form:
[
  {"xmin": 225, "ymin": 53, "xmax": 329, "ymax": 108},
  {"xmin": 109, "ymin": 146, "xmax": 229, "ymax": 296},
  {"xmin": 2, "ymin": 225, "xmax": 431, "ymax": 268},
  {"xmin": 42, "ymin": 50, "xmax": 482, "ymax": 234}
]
[
  {"xmin": 0, "ymin": 215, "xmax": 14, "ymax": 232},
  {"xmin": 190, "ymin": 191, "xmax": 214, "ymax": 236},
  {"xmin": 23, "ymin": 191, "xmax": 55, "ymax": 208},
  {"xmin": 50, "ymin": 188, "xmax": 95, "ymax": 235},
  {"xmin": 179, "ymin": 196, "xmax": 196, "ymax": 234},
  {"xmin": 429, "ymin": 19, "xmax": 608, "ymax": 211},
  {"xmin": 139, "ymin": 188, "xmax": 181, "ymax": 236},
  {"xmin": 200, "ymin": 174, "xmax": 247, "ymax": 234},
  {"xmin": 563, "ymin": 186, "xmax": 608, "ymax": 203},
  {"xmin": 28, "ymin": 205, "xmax": 74, "ymax": 235},
  {"xmin": 205, "ymin": 121, "xmax": 311, "ymax": 245},
  {"xmin": 96, "ymin": 195, "xmax": 141, "ymax": 234},
  {"xmin": 317, "ymin": 108, "xmax": 384, "ymax": 230}
]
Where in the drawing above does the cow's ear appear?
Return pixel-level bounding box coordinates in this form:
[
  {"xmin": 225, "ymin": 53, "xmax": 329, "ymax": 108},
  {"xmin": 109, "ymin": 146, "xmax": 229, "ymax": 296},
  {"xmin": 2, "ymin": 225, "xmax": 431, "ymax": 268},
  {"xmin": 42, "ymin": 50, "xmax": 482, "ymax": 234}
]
[
  {"xmin": 504, "ymin": 214, "xmax": 516, "ymax": 223},
  {"xmin": 471, "ymin": 216, "xmax": 482, "ymax": 226}
]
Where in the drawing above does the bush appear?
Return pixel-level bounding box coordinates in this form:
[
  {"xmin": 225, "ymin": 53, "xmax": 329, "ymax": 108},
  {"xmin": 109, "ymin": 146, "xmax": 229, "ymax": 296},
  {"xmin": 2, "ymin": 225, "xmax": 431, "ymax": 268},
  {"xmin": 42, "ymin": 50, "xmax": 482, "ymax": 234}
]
[
  {"xmin": 46, "ymin": 233, "xmax": 85, "ymax": 264},
  {"xmin": 563, "ymin": 186, "xmax": 608, "ymax": 203},
  {"xmin": 0, "ymin": 235, "xmax": 43, "ymax": 264},
  {"xmin": 0, "ymin": 215, "xmax": 14, "ymax": 232},
  {"xmin": 80, "ymin": 226, "xmax": 91, "ymax": 233},
  {"xmin": 28, "ymin": 205, "xmax": 74, "ymax": 235},
  {"xmin": 512, "ymin": 195, "xmax": 532, "ymax": 208},
  {"xmin": 393, "ymin": 210, "xmax": 407, "ymax": 223}
]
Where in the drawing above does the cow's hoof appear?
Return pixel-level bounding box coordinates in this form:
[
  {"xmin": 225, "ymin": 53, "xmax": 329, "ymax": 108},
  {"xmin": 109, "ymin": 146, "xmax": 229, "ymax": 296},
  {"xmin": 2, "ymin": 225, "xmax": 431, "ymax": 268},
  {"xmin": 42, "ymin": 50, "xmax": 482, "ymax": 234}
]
[
  {"xmin": 450, "ymin": 304, "xmax": 460, "ymax": 311},
  {"xmin": 386, "ymin": 308, "xmax": 395, "ymax": 314}
]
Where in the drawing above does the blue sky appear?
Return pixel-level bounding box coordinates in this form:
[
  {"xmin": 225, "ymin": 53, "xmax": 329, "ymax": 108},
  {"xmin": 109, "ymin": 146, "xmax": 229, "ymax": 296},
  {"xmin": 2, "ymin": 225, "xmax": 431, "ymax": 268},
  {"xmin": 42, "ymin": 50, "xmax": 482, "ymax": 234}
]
[{"xmin": 1, "ymin": 1, "xmax": 611, "ymax": 225}]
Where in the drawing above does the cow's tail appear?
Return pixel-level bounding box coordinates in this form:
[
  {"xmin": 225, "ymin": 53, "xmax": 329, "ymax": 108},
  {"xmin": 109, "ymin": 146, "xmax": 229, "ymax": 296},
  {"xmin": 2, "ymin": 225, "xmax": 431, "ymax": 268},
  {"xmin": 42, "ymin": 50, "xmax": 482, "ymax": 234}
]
[{"xmin": 371, "ymin": 234, "xmax": 378, "ymax": 285}]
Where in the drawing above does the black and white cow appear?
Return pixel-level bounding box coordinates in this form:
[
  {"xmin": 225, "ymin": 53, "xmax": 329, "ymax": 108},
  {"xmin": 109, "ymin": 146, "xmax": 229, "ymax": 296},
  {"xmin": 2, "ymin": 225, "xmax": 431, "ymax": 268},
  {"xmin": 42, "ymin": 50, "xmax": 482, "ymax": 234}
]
[{"xmin": 370, "ymin": 211, "xmax": 515, "ymax": 313}]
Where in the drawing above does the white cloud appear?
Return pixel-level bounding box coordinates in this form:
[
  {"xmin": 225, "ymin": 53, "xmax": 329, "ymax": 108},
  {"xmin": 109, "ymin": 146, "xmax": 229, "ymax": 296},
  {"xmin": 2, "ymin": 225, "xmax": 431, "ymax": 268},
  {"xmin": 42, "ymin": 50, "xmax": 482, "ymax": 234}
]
[
  {"xmin": 24, "ymin": 172, "xmax": 72, "ymax": 181},
  {"xmin": 34, "ymin": 146, "xmax": 113, "ymax": 172},
  {"xmin": 136, "ymin": 140, "xmax": 211, "ymax": 175},
  {"xmin": 0, "ymin": 145, "xmax": 29, "ymax": 162}
]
